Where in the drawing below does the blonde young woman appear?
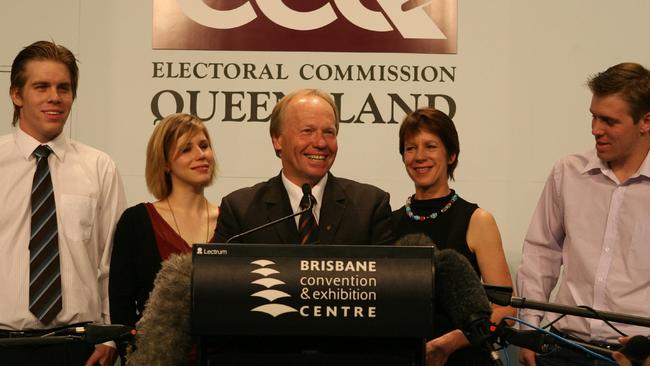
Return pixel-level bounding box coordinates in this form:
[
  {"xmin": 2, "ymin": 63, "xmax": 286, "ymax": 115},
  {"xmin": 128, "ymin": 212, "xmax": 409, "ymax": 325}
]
[
  {"xmin": 392, "ymin": 108, "xmax": 515, "ymax": 366},
  {"xmin": 109, "ymin": 113, "xmax": 218, "ymax": 333}
]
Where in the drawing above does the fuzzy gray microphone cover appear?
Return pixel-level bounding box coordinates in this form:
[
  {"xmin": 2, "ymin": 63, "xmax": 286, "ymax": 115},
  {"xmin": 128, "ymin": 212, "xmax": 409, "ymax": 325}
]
[{"xmin": 127, "ymin": 252, "xmax": 193, "ymax": 366}]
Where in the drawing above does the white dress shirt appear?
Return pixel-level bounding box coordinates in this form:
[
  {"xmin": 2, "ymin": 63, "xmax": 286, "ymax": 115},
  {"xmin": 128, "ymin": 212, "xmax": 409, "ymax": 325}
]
[
  {"xmin": 516, "ymin": 149, "xmax": 650, "ymax": 342},
  {"xmin": 0, "ymin": 128, "xmax": 126, "ymax": 330}
]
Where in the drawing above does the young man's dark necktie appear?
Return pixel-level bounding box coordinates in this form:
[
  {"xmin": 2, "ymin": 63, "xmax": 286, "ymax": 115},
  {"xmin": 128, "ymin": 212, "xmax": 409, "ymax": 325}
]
[
  {"xmin": 29, "ymin": 145, "xmax": 62, "ymax": 324},
  {"xmin": 298, "ymin": 194, "xmax": 318, "ymax": 244}
]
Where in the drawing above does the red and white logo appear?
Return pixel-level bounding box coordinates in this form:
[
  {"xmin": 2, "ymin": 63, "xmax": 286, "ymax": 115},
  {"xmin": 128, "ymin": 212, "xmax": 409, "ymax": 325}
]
[{"xmin": 153, "ymin": 0, "xmax": 457, "ymax": 53}]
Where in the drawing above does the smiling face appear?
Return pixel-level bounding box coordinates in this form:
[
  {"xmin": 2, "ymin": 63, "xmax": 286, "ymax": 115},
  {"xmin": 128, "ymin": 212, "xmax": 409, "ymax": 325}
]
[
  {"xmin": 271, "ymin": 94, "xmax": 338, "ymax": 187},
  {"xmin": 10, "ymin": 60, "xmax": 73, "ymax": 142},
  {"xmin": 403, "ymin": 129, "xmax": 455, "ymax": 199},
  {"xmin": 167, "ymin": 132, "xmax": 215, "ymax": 192},
  {"xmin": 591, "ymin": 93, "xmax": 650, "ymax": 173}
]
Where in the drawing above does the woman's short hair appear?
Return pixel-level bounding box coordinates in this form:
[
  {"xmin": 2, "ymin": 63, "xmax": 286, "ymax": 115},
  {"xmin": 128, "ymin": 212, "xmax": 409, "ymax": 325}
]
[
  {"xmin": 398, "ymin": 107, "xmax": 460, "ymax": 180},
  {"xmin": 146, "ymin": 113, "xmax": 216, "ymax": 199}
]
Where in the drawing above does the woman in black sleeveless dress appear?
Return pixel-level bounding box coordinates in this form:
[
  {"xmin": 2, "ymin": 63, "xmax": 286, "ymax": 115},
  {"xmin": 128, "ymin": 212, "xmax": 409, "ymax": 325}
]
[{"xmin": 393, "ymin": 107, "xmax": 515, "ymax": 366}]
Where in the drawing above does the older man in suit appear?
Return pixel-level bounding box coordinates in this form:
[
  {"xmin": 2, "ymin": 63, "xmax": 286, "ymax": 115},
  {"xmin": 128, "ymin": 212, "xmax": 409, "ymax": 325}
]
[{"xmin": 215, "ymin": 89, "xmax": 393, "ymax": 245}]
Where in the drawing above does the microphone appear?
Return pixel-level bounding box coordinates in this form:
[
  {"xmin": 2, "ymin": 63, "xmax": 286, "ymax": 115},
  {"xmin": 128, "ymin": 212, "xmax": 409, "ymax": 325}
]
[
  {"xmin": 394, "ymin": 233, "xmax": 436, "ymax": 248},
  {"xmin": 493, "ymin": 320, "xmax": 649, "ymax": 365},
  {"xmin": 557, "ymin": 334, "xmax": 650, "ymax": 365},
  {"xmin": 619, "ymin": 335, "xmax": 650, "ymax": 366},
  {"xmin": 127, "ymin": 253, "xmax": 195, "ymax": 365},
  {"xmin": 435, "ymin": 248, "xmax": 503, "ymax": 366},
  {"xmin": 483, "ymin": 284, "xmax": 514, "ymax": 307},
  {"xmin": 490, "ymin": 290, "xmax": 650, "ymax": 328},
  {"xmin": 0, "ymin": 323, "xmax": 135, "ymax": 347},
  {"xmin": 395, "ymin": 234, "xmax": 502, "ymax": 363},
  {"xmin": 226, "ymin": 183, "xmax": 313, "ymax": 243},
  {"xmin": 492, "ymin": 324, "xmax": 559, "ymax": 354},
  {"xmin": 301, "ymin": 183, "xmax": 314, "ymax": 210},
  {"xmin": 78, "ymin": 323, "xmax": 135, "ymax": 344}
]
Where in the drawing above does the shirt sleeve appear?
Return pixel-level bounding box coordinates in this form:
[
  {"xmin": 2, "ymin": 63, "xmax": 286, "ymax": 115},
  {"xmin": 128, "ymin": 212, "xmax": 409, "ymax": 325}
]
[
  {"xmin": 516, "ymin": 162, "xmax": 565, "ymax": 329},
  {"xmin": 96, "ymin": 159, "xmax": 127, "ymax": 325}
]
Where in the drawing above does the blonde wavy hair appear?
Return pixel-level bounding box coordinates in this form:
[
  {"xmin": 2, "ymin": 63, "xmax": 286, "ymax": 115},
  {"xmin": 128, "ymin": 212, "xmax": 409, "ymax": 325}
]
[{"xmin": 145, "ymin": 113, "xmax": 217, "ymax": 199}]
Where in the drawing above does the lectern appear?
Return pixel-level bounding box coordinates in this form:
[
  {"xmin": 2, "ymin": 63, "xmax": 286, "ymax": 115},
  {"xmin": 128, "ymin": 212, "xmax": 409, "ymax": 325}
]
[{"xmin": 192, "ymin": 244, "xmax": 435, "ymax": 366}]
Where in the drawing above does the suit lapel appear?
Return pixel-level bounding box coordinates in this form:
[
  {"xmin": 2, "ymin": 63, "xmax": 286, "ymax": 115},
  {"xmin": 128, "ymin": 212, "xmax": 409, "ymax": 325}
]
[
  {"xmin": 264, "ymin": 175, "xmax": 299, "ymax": 243},
  {"xmin": 318, "ymin": 174, "xmax": 346, "ymax": 244}
]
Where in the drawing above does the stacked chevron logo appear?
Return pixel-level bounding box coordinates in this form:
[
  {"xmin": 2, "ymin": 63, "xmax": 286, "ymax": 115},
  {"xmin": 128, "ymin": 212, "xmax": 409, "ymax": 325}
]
[{"xmin": 250, "ymin": 259, "xmax": 298, "ymax": 317}]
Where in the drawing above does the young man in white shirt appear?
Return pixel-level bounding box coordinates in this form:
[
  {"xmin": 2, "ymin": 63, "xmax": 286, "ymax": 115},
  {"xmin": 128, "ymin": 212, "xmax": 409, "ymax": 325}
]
[
  {"xmin": 517, "ymin": 63, "xmax": 650, "ymax": 366},
  {"xmin": 0, "ymin": 40, "xmax": 126, "ymax": 366}
]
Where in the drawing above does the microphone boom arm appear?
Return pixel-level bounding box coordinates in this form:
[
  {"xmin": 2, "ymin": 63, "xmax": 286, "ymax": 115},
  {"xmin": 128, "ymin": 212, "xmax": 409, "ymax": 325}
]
[
  {"xmin": 225, "ymin": 183, "xmax": 315, "ymax": 244},
  {"xmin": 509, "ymin": 296, "xmax": 650, "ymax": 328},
  {"xmin": 225, "ymin": 206, "xmax": 311, "ymax": 243},
  {"xmin": 483, "ymin": 285, "xmax": 650, "ymax": 328}
]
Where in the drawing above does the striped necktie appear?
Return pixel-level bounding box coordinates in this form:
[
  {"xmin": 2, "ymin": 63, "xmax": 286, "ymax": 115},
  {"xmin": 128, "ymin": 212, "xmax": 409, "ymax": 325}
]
[
  {"xmin": 29, "ymin": 145, "xmax": 62, "ymax": 324},
  {"xmin": 298, "ymin": 194, "xmax": 318, "ymax": 244}
]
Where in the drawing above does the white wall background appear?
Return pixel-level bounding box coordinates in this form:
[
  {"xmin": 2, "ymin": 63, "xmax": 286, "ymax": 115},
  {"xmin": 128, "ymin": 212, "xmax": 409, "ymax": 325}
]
[{"xmin": 2, "ymin": 0, "xmax": 649, "ymax": 277}]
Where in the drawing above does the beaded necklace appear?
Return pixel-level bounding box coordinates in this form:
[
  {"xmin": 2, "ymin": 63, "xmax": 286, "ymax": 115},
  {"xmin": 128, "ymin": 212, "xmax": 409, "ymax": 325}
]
[{"xmin": 405, "ymin": 193, "xmax": 458, "ymax": 222}]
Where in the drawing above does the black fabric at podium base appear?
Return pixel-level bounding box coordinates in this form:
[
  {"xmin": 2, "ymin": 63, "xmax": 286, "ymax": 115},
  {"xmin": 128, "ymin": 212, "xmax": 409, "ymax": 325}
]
[
  {"xmin": 0, "ymin": 340, "xmax": 95, "ymax": 366},
  {"xmin": 198, "ymin": 336, "xmax": 425, "ymax": 366}
]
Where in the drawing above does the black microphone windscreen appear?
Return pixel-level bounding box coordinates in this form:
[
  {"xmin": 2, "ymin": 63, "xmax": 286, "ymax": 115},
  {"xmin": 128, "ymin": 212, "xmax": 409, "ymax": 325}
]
[
  {"xmin": 128, "ymin": 253, "xmax": 193, "ymax": 365},
  {"xmin": 434, "ymin": 249, "xmax": 501, "ymax": 364},
  {"xmin": 621, "ymin": 335, "xmax": 650, "ymax": 364},
  {"xmin": 395, "ymin": 233, "xmax": 437, "ymax": 248},
  {"xmin": 435, "ymin": 249, "xmax": 491, "ymax": 329},
  {"xmin": 301, "ymin": 183, "xmax": 311, "ymax": 196}
]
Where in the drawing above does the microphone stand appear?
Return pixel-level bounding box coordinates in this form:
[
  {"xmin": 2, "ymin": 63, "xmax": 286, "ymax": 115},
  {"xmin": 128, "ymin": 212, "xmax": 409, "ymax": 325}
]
[
  {"xmin": 226, "ymin": 184, "xmax": 315, "ymax": 244},
  {"xmin": 483, "ymin": 285, "xmax": 650, "ymax": 364},
  {"xmin": 225, "ymin": 206, "xmax": 311, "ymax": 243},
  {"xmin": 483, "ymin": 284, "xmax": 650, "ymax": 328},
  {"xmin": 0, "ymin": 335, "xmax": 82, "ymax": 347},
  {"xmin": 509, "ymin": 297, "xmax": 650, "ymax": 328},
  {"xmin": 0, "ymin": 323, "xmax": 135, "ymax": 347},
  {"xmin": 490, "ymin": 319, "xmax": 626, "ymax": 366}
]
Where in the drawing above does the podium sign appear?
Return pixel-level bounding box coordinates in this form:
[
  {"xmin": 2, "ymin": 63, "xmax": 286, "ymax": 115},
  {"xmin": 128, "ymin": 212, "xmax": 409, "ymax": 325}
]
[{"xmin": 192, "ymin": 244, "xmax": 435, "ymax": 339}]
